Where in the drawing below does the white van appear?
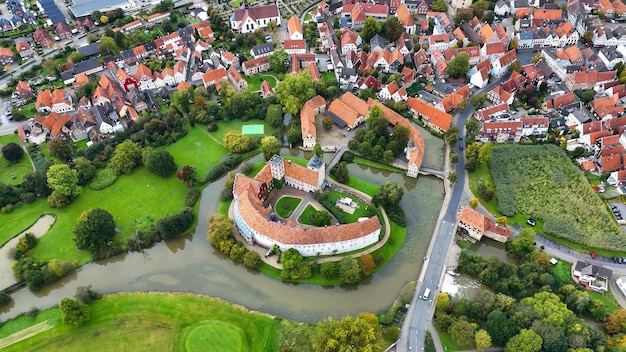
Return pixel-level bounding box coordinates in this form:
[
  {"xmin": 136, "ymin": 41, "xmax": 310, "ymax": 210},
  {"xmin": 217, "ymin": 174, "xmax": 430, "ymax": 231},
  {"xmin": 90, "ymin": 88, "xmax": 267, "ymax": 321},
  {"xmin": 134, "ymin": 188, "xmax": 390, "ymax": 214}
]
[{"xmin": 422, "ymin": 288, "xmax": 430, "ymax": 300}]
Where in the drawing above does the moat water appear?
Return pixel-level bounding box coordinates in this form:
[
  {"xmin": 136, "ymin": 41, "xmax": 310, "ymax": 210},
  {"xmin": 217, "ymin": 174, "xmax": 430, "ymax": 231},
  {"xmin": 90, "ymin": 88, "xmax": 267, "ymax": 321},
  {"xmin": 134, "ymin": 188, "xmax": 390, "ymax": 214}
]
[{"xmin": 0, "ymin": 148, "xmax": 444, "ymax": 323}]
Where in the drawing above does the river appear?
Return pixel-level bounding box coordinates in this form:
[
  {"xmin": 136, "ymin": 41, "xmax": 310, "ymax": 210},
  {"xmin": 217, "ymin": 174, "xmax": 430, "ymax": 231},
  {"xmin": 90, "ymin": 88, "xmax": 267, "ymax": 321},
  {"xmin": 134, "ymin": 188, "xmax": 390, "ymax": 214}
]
[{"xmin": 0, "ymin": 149, "xmax": 444, "ymax": 323}]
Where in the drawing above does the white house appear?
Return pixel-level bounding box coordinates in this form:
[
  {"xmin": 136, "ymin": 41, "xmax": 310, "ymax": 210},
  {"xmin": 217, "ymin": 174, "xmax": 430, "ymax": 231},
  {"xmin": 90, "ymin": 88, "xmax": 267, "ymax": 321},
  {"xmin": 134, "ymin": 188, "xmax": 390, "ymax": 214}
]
[
  {"xmin": 230, "ymin": 3, "xmax": 281, "ymax": 34},
  {"xmin": 572, "ymin": 260, "xmax": 612, "ymax": 293},
  {"xmin": 494, "ymin": 0, "xmax": 510, "ymax": 16}
]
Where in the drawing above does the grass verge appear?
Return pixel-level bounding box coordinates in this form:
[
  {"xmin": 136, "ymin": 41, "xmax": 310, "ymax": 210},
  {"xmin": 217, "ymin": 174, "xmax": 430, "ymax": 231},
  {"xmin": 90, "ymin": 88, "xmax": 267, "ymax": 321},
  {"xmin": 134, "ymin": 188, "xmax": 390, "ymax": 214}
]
[{"xmin": 0, "ymin": 292, "xmax": 277, "ymax": 352}]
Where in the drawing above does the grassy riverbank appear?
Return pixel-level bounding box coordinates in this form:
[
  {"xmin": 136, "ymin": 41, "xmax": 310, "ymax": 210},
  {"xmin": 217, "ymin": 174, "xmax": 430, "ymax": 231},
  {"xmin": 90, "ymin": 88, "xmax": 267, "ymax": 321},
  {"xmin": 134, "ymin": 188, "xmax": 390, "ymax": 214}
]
[{"xmin": 0, "ymin": 292, "xmax": 277, "ymax": 352}]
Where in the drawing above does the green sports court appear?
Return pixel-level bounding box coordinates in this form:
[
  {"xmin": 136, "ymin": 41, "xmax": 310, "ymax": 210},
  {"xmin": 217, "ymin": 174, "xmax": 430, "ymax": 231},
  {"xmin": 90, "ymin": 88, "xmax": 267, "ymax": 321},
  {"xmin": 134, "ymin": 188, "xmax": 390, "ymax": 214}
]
[{"xmin": 241, "ymin": 125, "xmax": 265, "ymax": 135}]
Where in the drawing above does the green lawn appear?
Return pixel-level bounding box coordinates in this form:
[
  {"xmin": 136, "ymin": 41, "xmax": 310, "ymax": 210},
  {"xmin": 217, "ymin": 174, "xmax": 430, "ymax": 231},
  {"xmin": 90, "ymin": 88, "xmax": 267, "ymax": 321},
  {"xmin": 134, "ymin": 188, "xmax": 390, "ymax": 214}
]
[
  {"xmin": 0, "ymin": 134, "xmax": 32, "ymax": 185},
  {"xmin": 160, "ymin": 124, "xmax": 229, "ymax": 180},
  {"xmin": 298, "ymin": 204, "xmax": 317, "ymax": 225},
  {"xmin": 244, "ymin": 74, "xmax": 277, "ymax": 91},
  {"xmin": 275, "ymin": 196, "xmax": 301, "ymax": 218},
  {"xmin": 551, "ymin": 259, "xmax": 620, "ymax": 317},
  {"xmin": 326, "ymin": 191, "xmax": 367, "ymax": 223},
  {"xmin": 437, "ymin": 328, "xmax": 475, "ymax": 351},
  {"xmin": 229, "ymin": 0, "xmax": 255, "ymax": 7},
  {"xmin": 212, "ymin": 120, "xmax": 277, "ymax": 145},
  {"xmin": 335, "ymin": 175, "xmax": 381, "ymax": 197},
  {"xmin": 283, "ymin": 156, "xmax": 308, "ymax": 167},
  {"xmin": 0, "ymin": 292, "xmax": 277, "ymax": 352},
  {"xmin": 0, "ymin": 166, "xmax": 189, "ymax": 264},
  {"xmin": 352, "ymin": 156, "xmax": 403, "ymax": 173}
]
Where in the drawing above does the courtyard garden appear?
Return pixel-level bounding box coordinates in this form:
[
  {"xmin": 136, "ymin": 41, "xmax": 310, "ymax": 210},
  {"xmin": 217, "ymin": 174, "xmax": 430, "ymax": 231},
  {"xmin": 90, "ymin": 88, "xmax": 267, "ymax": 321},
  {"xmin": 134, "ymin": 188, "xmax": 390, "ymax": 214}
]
[
  {"xmin": 473, "ymin": 144, "xmax": 626, "ymax": 253},
  {"xmin": 0, "ymin": 293, "xmax": 277, "ymax": 352},
  {"xmin": 275, "ymin": 196, "xmax": 301, "ymax": 218},
  {"xmin": 244, "ymin": 74, "xmax": 277, "ymax": 91}
]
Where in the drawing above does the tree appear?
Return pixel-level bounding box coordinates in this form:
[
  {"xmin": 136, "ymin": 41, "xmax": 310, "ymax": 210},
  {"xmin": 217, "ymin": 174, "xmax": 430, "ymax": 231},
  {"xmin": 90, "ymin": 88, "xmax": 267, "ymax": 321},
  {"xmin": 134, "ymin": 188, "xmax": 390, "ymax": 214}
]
[
  {"xmin": 575, "ymin": 89, "xmax": 595, "ymax": 103},
  {"xmin": 98, "ymin": 36, "xmax": 119, "ymax": 55},
  {"xmin": 448, "ymin": 171, "xmax": 457, "ymax": 183},
  {"xmin": 487, "ymin": 310, "xmax": 519, "ymax": 347},
  {"xmin": 360, "ymin": 253, "xmax": 375, "ymax": 276},
  {"xmin": 74, "ymin": 208, "xmax": 116, "ymax": 253},
  {"xmin": 509, "ymin": 60, "xmax": 522, "ymax": 73},
  {"xmin": 465, "ymin": 117, "xmax": 481, "ymax": 141},
  {"xmin": 366, "ymin": 105, "xmax": 389, "ymax": 137},
  {"xmin": 109, "ymin": 140, "xmax": 142, "ymax": 174},
  {"xmin": 320, "ymin": 261, "xmax": 339, "ymax": 279},
  {"xmin": 1, "ymin": 142, "xmax": 23, "ymax": 162},
  {"xmin": 276, "ymin": 71, "xmax": 316, "ymax": 115},
  {"xmin": 454, "ymin": 11, "xmax": 474, "ymax": 25},
  {"xmin": 496, "ymin": 216, "xmax": 508, "ymax": 226},
  {"xmin": 312, "ymin": 210, "xmax": 331, "ymax": 226},
  {"xmin": 261, "ymin": 136, "xmax": 281, "ymax": 161},
  {"xmin": 74, "ymin": 285, "xmax": 101, "ymax": 304},
  {"xmin": 223, "ymin": 130, "xmax": 251, "ymax": 154},
  {"xmin": 243, "ymin": 250, "xmax": 261, "ymax": 269},
  {"xmin": 431, "ymin": 0, "xmax": 448, "ymax": 12},
  {"xmin": 333, "ymin": 161, "xmax": 349, "ymax": 184},
  {"xmin": 374, "ymin": 181, "xmax": 404, "ymax": 208},
  {"xmin": 509, "ymin": 37, "xmax": 519, "ymax": 50},
  {"xmin": 313, "ymin": 143, "xmax": 323, "ymax": 158},
  {"xmin": 73, "ymin": 157, "xmax": 96, "ymax": 186},
  {"xmin": 281, "ymin": 248, "xmax": 311, "ymax": 280},
  {"xmin": 143, "ymin": 149, "xmax": 177, "ymax": 177},
  {"xmin": 383, "ymin": 150, "xmax": 394, "ymax": 163},
  {"xmin": 520, "ymin": 292, "xmax": 575, "ymax": 329},
  {"xmin": 207, "ymin": 214, "xmax": 235, "ymax": 254},
  {"xmin": 339, "ymin": 257, "xmax": 361, "ymax": 284},
  {"xmin": 475, "ymin": 329, "xmax": 492, "ymax": 351},
  {"xmin": 60, "ymin": 298, "xmax": 90, "ymax": 327},
  {"xmin": 268, "ymin": 48, "xmax": 288, "ymax": 74},
  {"xmin": 362, "ymin": 17, "xmax": 382, "ymax": 42},
  {"xmin": 333, "ymin": 16, "xmax": 339, "ymax": 29},
  {"xmin": 286, "ymin": 125, "xmax": 302, "ymax": 146},
  {"xmin": 0, "ymin": 291, "xmax": 11, "ymax": 307},
  {"xmin": 436, "ymin": 292, "xmax": 450, "ymax": 316},
  {"xmin": 478, "ymin": 142, "xmax": 494, "ymax": 163},
  {"xmin": 471, "ymin": 0, "xmax": 489, "ymax": 17},
  {"xmin": 530, "ymin": 320, "xmax": 567, "ymax": 352},
  {"xmin": 266, "ymin": 104, "xmax": 283, "ymax": 127},
  {"xmin": 47, "ymin": 164, "xmax": 81, "ymax": 208},
  {"xmin": 505, "ymin": 329, "xmax": 543, "ymax": 352},
  {"xmin": 382, "ymin": 16, "xmax": 404, "ymax": 42},
  {"xmin": 507, "ymin": 228, "xmax": 536, "ymax": 260},
  {"xmin": 449, "ymin": 320, "xmax": 475, "ymax": 347},
  {"xmin": 322, "ymin": 116, "xmax": 333, "ymax": 130},
  {"xmin": 100, "ymin": 15, "xmax": 109, "ymax": 24},
  {"xmin": 604, "ymin": 309, "xmax": 626, "ymax": 334},
  {"xmin": 446, "ymin": 52, "xmax": 470, "ymax": 79},
  {"xmin": 176, "ymin": 165, "xmax": 198, "ymax": 187},
  {"xmin": 445, "ymin": 125, "xmax": 460, "ymax": 146},
  {"xmin": 312, "ymin": 315, "xmax": 383, "ymax": 352}
]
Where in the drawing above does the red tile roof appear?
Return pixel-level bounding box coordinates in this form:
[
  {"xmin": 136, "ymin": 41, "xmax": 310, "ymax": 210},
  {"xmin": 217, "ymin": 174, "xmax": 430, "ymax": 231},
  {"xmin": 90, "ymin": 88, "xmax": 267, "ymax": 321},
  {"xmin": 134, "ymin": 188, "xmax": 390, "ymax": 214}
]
[{"xmin": 407, "ymin": 97, "xmax": 452, "ymax": 131}]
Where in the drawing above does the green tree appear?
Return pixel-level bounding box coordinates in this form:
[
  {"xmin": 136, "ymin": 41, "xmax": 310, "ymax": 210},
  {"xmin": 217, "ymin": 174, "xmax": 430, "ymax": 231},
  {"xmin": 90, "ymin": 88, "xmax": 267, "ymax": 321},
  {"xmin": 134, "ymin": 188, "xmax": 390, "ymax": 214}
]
[
  {"xmin": 445, "ymin": 125, "xmax": 460, "ymax": 146},
  {"xmin": 530, "ymin": 320, "xmax": 567, "ymax": 352},
  {"xmin": 286, "ymin": 125, "xmax": 302, "ymax": 146},
  {"xmin": 243, "ymin": 250, "xmax": 261, "ymax": 269},
  {"xmin": 449, "ymin": 320, "xmax": 475, "ymax": 347},
  {"xmin": 374, "ymin": 181, "xmax": 404, "ymax": 208},
  {"xmin": 362, "ymin": 17, "xmax": 382, "ymax": 42},
  {"xmin": 312, "ymin": 210, "xmax": 332, "ymax": 226},
  {"xmin": 436, "ymin": 292, "xmax": 450, "ymax": 316},
  {"xmin": 1, "ymin": 142, "xmax": 23, "ymax": 162},
  {"xmin": 366, "ymin": 105, "xmax": 389, "ymax": 137},
  {"xmin": 509, "ymin": 59, "xmax": 522, "ymax": 73},
  {"xmin": 60, "ymin": 298, "xmax": 90, "ymax": 327},
  {"xmin": 261, "ymin": 136, "xmax": 282, "ymax": 161},
  {"xmin": 222, "ymin": 130, "xmax": 251, "ymax": 154},
  {"xmin": 478, "ymin": 142, "xmax": 494, "ymax": 164},
  {"xmin": 507, "ymin": 228, "xmax": 536, "ymax": 260},
  {"xmin": 322, "ymin": 116, "xmax": 334, "ymax": 130},
  {"xmin": 109, "ymin": 140, "xmax": 142, "ymax": 174},
  {"xmin": 266, "ymin": 104, "xmax": 283, "ymax": 127},
  {"xmin": 176, "ymin": 165, "xmax": 198, "ymax": 187},
  {"xmin": 269, "ymin": 48, "xmax": 288, "ymax": 74},
  {"xmin": 475, "ymin": 329, "xmax": 492, "ymax": 351},
  {"xmin": 446, "ymin": 52, "xmax": 470, "ymax": 79},
  {"xmin": 383, "ymin": 16, "xmax": 404, "ymax": 42},
  {"xmin": 320, "ymin": 261, "xmax": 339, "ymax": 279},
  {"xmin": 454, "ymin": 11, "xmax": 473, "ymax": 25},
  {"xmin": 382, "ymin": 150, "xmax": 394, "ymax": 163},
  {"xmin": 276, "ymin": 71, "xmax": 316, "ymax": 115},
  {"xmin": 74, "ymin": 208, "xmax": 115, "ymax": 253},
  {"xmin": 333, "ymin": 161, "xmax": 349, "ymax": 184},
  {"xmin": 520, "ymin": 292, "xmax": 575, "ymax": 329},
  {"xmin": 505, "ymin": 329, "xmax": 542, "ymax": 352},
  {"xmin": 465, "ymin": 117, "xmax": 481, "ymax": 141},
  {"xmin": 509, "ymin": 37, "xmax": 519, "ymax": 50},
  {"xmin": 47, "ymin": 164, "xmax": 81, "ymax": 208},
  {"xmin": 604, "ymin": 309, "xmax": 626, "ymax": 334},
  {"xmin": 574, "ymin": 89, "xmax": 595, "ymax": 103},
  {"xmin": 312, "ymin": 315, "xmax": 383, "ymax": 352},
  {"xmin": 313, "ymin": 143, "xmax": 323, "ymax": 158},
  {"xmin": 73, "ymin": 157, "xmax": 96, "ymax": 186},
  {"xmin": 48, "ymin": 138, "xmax": 73, "ymax": 161},
  {"xmin": 487, "ymin": 310, "xmax": 519, "ymax": 347},
  {"xmin": 471, "ymin": 0, "xmax": 489, "ymax": 17},
  {"xmin": 207, "ymin": 214, "xmax": 235, "ymax": 254},
  {"xmin": 339, "ymin": 257, "xmax": 361, "ymax": 284},
  {"xmin": 431, "ymin": 0, "xmax": 448, "ymax": 11},
  {"xmin": 142, "ymin": 149, "xmax": 177, "ymax": 177},
  {"xmin": 281, "ymin": 248, "xmax": 311, "ymax": 280},
  {"xmin": 448, "ymin": 171, "xmax": 457, "ymax": 183},
  {"xmin": 98, "ymin": 36, "xmax": 119, "ymax": 55}
]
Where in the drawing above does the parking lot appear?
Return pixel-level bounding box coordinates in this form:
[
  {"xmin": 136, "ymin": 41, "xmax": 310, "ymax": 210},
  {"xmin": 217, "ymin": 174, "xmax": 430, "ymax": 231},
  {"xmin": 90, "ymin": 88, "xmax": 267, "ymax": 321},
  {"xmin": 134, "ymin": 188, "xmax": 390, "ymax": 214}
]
[{"xmin": 609, "ymin": 202, "xmax": 626, "ymax": 224}]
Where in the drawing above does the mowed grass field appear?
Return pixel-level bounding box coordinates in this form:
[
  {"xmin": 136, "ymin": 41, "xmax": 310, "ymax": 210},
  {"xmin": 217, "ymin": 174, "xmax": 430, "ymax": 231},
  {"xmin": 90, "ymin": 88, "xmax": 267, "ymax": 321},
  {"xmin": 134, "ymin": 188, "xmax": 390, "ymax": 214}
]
[
  {"xmin": 213, "ymin": 120, "xmax": 277, "ymax": 143},
  {"xmin": 0, "ymin": 134, "xmax": 32, "ymax": 185},
  {"xmin": 0, "ymin": 293, "xmax": 277, "ymax": 352}
]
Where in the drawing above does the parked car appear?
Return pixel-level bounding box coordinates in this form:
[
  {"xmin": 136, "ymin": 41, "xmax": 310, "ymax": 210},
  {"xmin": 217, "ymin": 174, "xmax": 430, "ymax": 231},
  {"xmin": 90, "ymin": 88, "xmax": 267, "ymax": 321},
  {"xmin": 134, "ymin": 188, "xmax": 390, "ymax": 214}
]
[
  {"xmin": 623, "ymin": 257, "xmax": 626, "ymax": 264},
  {"xmin": 527, "ymin": 218, "xmax": 537, "ymax": 226},
  {"xmin": 613, "ymin": 256, "xmax": 618, "ymax": 263},
  {"xmin": 619, "ymin": 257, "xmax": 624, "ymax": 264},
  {"xmin": 590, "ymin": 251, "xmax": 596, "ymax": 259}
]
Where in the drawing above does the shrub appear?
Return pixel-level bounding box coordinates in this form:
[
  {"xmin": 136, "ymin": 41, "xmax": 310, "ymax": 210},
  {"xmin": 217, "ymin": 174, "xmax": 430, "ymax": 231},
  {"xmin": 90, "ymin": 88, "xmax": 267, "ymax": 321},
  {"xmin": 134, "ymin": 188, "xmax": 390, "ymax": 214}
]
[
  {"xmin": 184, "ymin": 188, "xmax": 201, "ymax": 207},
  {"xmin": 74, "ymin": 285, "xmax": 101, "ymax": 303},
  {"xmin": 89, "ymin": 169, "xmax": 119, "ymax": 190},
  {"xmin": 243, "ymin": 250, "xmax": 261, "ymax": 270},
  {"xmin": 0, "ymin": 291, "xmax": 11, "ymax": 306},
  {"xmin": 156, "ymin": 207, "xmax": 194, "ymax": 239}
]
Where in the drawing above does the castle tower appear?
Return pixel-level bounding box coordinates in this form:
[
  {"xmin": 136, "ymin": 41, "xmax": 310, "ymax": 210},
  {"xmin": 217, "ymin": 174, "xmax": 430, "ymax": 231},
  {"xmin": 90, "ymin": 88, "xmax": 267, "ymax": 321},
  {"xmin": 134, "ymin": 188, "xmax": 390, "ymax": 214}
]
[{"xmin": 269, "ymin": 155, "xmax": 285, "ymax": 179}]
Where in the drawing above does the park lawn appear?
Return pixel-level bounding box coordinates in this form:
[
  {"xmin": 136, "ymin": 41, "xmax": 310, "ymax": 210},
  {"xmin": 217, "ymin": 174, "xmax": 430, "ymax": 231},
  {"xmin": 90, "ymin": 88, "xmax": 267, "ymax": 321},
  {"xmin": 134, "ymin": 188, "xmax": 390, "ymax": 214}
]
[
  {"xmin": 551, "ymin": 259, "xmax": 619, "ymax": 317},
  {"xmin": 298, "ymin": 204, "xmax": 317, "ymax": 226},
  {"xmin": 212, "ymin": 120, "xmax": 277, "ymax": 144},
  {"xmin": 160, "ymin": 125, "xmax": 229, "ymax": 180},
  {"xmin": 244, "ymin": 74, "xmax": 277, "ymax": 91},
  {"xmin": 11, "ymin": 166, "xmax": 189, "ymax": 264},
  {"xmin": 370, "ymin": 220, "xmax": 405, "ymax": 272},
  {"xmin": 352, "ymin": 156, "xmax": 403, "ymax": 173},
  {"xmin": 0, "ymin": 134, "xmax": 32, "ymax": 185},
  {"xmin": 0, "ymin": 292, "xmax": 277, "ymax": 352},
  {"xmin": 342, "ymin": 175, "xmax": 381, "ymax": 197},
  {"xmin": 275, "ymin": 196, "xmax": 301, "ymax": 218},
  {"xmin": 326, "ymin": 191, "xmax": 367, "ymax": 223},
  {"xmin": 437, "ymin": 328, "xmax": 475, "ymax": 351}
]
